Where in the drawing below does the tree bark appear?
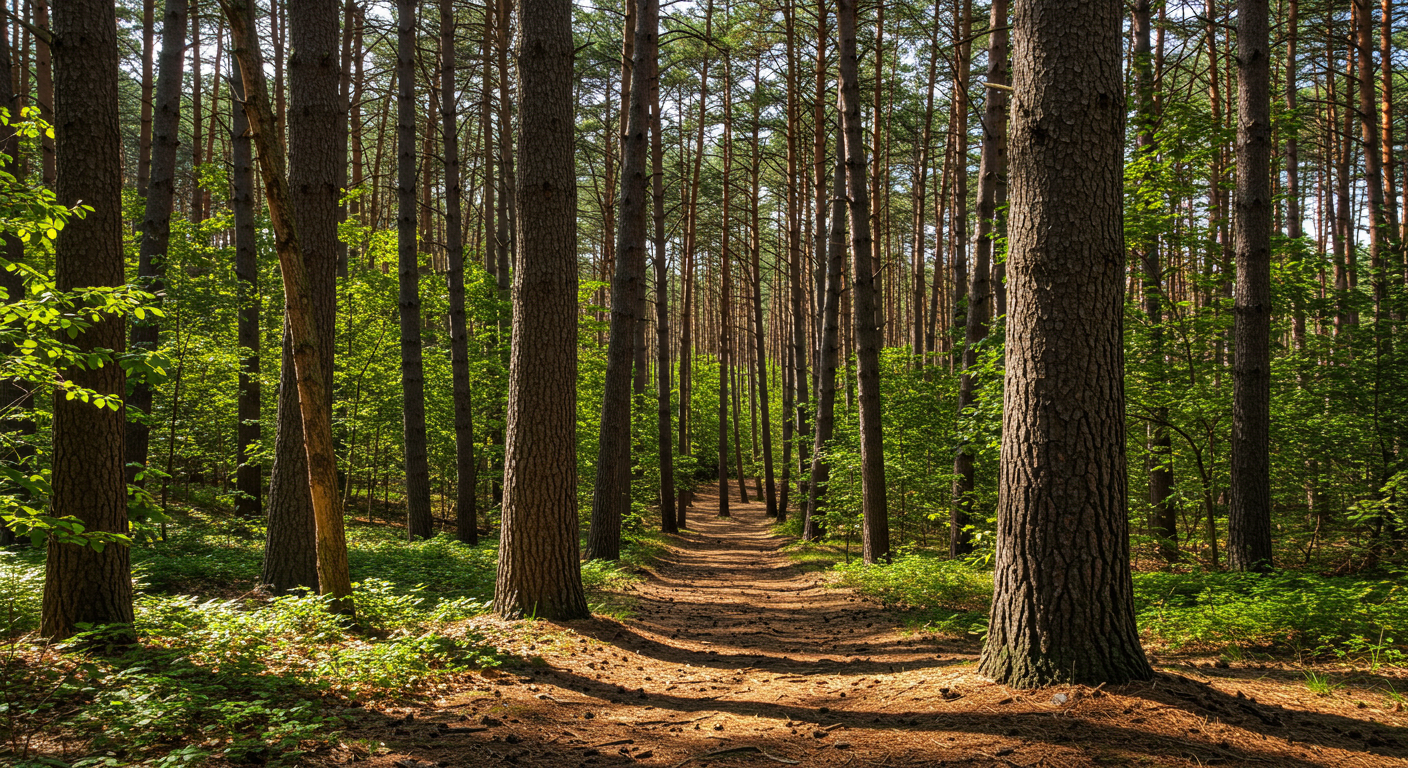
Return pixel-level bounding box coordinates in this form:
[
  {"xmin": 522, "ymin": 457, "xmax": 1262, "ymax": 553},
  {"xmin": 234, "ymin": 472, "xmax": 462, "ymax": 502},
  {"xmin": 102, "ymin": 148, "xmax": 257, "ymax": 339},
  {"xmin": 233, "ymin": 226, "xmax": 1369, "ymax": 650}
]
[
  {"xmin": 397, "ymin": 0, "xmax": 434, "ymax": 540},
  {"xmin": 491, "ymin": 0, "xmax": 590, "ymax": 620},
  {"xmin": 126, "ymin": 0, "xmax": 187, "ymax": 486},
  {"xmin": 138, "ymin": 0, "xmax": 155, "ymax": 196},
  {"xmin": 222, "ymin": 0, "xmax": 354, "ymax": 615},
  {"xmin": 232, "ymin": 23, "xmax": 261, "ymax": 521},
  {"xmin": 805, "ymin": 128, "xmax": 846, "ymax": 543},
  {"xmin": 951, "ymin": 0, "xmax": 1008, "ymax": 558},
  {"xmin": 837, "ymin": 0, "xmax": 889, "ymax": 563},
  {"xmin": 648, "ymin": 1, "xmax": 675, "ymax": 535},
  {"xmin": 1227, "ymin": 0, "xmax": 1274, "ymax": 573},
  {"xmin": 441, "ymin": 0, "xmax": 477, "ymax": 545},
  {"xmin": 588, "ymin": 0, "xmax": 655, "ymax": 561},
  {"xmin": 41, "ymin": 0, "xmax": 133, "ymax": 640},
  {"xmin": 976, "ymin": 0, "xmax": 1151, "ymax": 687}
]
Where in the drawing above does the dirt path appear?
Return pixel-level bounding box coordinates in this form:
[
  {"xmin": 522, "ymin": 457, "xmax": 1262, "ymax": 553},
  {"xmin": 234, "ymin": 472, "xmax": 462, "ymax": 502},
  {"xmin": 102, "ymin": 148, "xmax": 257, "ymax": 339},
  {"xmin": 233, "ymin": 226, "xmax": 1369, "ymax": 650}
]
[{"xmin": 340, "ymin": 485, "xmax": 1408, "ymax": 768}]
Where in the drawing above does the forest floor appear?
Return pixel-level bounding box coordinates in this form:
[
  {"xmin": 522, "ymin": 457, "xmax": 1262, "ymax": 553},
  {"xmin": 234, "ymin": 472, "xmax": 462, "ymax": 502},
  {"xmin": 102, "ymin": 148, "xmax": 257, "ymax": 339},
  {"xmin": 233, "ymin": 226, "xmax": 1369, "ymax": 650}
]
[{"xmin": 326, "ymin": 484, "xmax": 1408, "ymax": 768}]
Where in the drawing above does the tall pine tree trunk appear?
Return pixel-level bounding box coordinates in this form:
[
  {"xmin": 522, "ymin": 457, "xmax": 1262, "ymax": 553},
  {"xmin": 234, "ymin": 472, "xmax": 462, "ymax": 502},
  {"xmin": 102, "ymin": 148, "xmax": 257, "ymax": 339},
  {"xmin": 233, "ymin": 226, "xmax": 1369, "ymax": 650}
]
[
  {"xmin": 231, "ymin": 26, "xmax": 261, "ymax": 521},
  {"xmin": 127, "ymin": 0, "xmax": 187, "ymax": 486},
  {"xmin": 398, "ymin": 0, "xmax": 434, "ymax": 540},
  {"xmin": 805, "ymin": 128, "xmax": 846, "ymax": 543},
  {"xmin": 951, "ymin": 0, "xmax": 1007, "ymax": 558},
  {"xmin": 442, "ymin": 0, "xmax": 477, "ymax": 545},
  {"xmin": 253, "ymin": 0, "xmax": 346, "ymax": 600},
  {"xmin": 977, "ymin": 0, "xmax": 1151, "ymax": 686},
  {"xmin": 1227, "ymin": 0, "xmax": 1274, "ymax": 572},
  {"xmin": 491, "ymin": 0, "xmax": 590, "ymax": 620},
  {"xmin": 41, "ymin": 0, "xmax": 133, "ymax": 640},
  {"xmin": 588, "ymin": 0, "xmax": 654, "ymax": 561},
  {"xmin": 838, "ymin": 0, "xmax": 889, "ymax": 563}
]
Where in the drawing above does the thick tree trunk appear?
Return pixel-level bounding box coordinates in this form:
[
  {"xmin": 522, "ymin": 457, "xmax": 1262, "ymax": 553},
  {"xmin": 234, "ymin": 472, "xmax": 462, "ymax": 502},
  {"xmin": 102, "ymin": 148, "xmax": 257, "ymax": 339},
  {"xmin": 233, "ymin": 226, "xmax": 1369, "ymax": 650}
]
[
  {"xmin": 976, "ymin": 0, "xmax": 1151, "ymax": 687},
  {"xmin": 837, "ymin": 0, "xmax": 889, "ymax": 563},
  {"xmin": 588, "ymin": 0, "xmax": 654, "ymax": 561},
  {"xmin": 1227, "ymin": 0, "xmax": 1274, "ymax": 573},
  {"xmin": 441, "ymin": 0, "xmax": 477, "ymax": 545},
  {"xmin": 491, "ymin": 0, "xmax": 591, "ymax": 620},
  {"xmin": 232, "ymin": 30, "xmax": 261, "ymax": 521},
  {"xmin": 805, "ymin": 128, "xmax": 846, "ymax": 543},
  {"xmin": 397, "ymin": 0, "xmax": 434, "ymax": 540},
  {"xmin": 126, "ymin": 0, "xmax": 187, "ymax": 486},
  {"xmin": 40, "ymin": 0, "xmax": 133, "ymax": 640},
  {"xmin": 223, "ymin": 0, "xmax": 354, "ymax": 615}
]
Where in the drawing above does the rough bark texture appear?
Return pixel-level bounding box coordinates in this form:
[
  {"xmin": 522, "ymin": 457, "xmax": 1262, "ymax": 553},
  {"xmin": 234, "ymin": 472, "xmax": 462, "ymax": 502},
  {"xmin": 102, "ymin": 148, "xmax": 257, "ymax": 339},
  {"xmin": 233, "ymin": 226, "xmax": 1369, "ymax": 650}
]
[
  {"xmin": 262, "ymin": 0, "xmax": 342, "ymax": 593},
  {"xmin": 126, "ymin": 0, "xmax": 186, "ymax": 486},
  {"xmin": 1227, "ymin": 0, "xmax": 1274, "ymax": 573},
  {"xmin": 648, "ymin": 7, "xmax": 675, "ymax": 535},
  {"xmin": 223, "ymin": 0, "xmax": 354, "ymax": 615},
  {"xmin": 398, "ymin": 0, "xmax": 434, "ymax": 540},
  {"xmin": 804, "ymin": 129, "xmax": 846, "ymax": 543},
  {"xmin": 491, "ymin": 0, "xmax": 590, "ymax": 620},
  {"xmin": 976, "ymin": 0, "xmax": 1152, "ymax": 687},
  {"xmin": 837, "ymin": 0, "xmax": 889, "ymax": 564},
  {"xmin": 232, "ymin": 28, "xmax": 261, "ymax": 521},
  {"xmin": 588, "ymin": 0, "xmax": 654, "ymax": 561},
  {"xmin": 41, "ymin": 0, "xmax": 134, "ymax": 640},
  {"xmin": 441, "ymin": 0, "xmax": 477, "ymax": 545}
]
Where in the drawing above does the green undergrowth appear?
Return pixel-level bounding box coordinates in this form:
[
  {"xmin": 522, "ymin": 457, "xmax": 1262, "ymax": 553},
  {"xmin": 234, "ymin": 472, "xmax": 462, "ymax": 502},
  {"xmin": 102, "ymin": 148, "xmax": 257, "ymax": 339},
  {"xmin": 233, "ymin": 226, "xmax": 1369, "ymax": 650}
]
[
  {"xmin": 818, "ymin": 551, "xmax": 1408, "ymax": 666},
  {"xmin": 0, "ymin": 508, "xmax": 667, "ymax": 767}
]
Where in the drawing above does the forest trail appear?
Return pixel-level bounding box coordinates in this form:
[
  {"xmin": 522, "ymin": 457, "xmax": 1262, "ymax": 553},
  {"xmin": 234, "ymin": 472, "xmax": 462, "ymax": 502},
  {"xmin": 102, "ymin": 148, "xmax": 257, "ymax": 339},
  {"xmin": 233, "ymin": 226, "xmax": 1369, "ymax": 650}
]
[{"xmin": 338, "ymin": 484, "xmax": 1408, "ymax": 768}]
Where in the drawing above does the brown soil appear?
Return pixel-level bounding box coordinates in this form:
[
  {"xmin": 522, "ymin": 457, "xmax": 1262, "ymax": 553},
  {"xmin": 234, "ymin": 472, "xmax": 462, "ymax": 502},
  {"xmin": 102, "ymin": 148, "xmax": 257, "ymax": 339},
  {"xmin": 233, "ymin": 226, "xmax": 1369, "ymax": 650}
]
[{"xmin": 336, "ymin": 484, "xmax": 1408, "ymax": 768}]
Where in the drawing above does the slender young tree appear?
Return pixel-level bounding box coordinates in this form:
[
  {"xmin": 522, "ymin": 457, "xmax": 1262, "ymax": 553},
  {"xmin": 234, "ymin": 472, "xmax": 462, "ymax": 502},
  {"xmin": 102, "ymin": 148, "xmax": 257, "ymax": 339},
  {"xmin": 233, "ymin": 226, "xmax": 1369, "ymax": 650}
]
[
  {"xmin": 138, "ymin": 0, "xmax": 155, "ymax": 196},
  {"xmin": 40, "ymin": 0, "xmax": 133, "ymax": 640},
  {"xmin": 0, "ymin": 15, "xmax": 28, "ymax": 548},
  {"xmin": 837, "ymin": 0, "xmax": 889, "ymax": 563},
  {"xmin": 588, "ymin": 0, "xmax": 655, "ymax": 561},
  {"xmin": 976, "ymin": 0, "xmax": 1152, "ymax": 686},
  {"xmin": 1227, "ymin": 0, "xmax": 1274, "ymax": 572},
  {"xmin": 441, "ymin": 0, "xmax": 477, "ymax": 545},
  {"xmin": 127, "ymin": 0, "xmax": 187, "ymax": 485},
  {"xmin": 951, "ymin": 0, "xmax": 1007, "ymax": 557},
  {"xmin": 492, "ymin": 0, "xmax": 591, "ymax": 620},
  {"xmin": 805, "ymin": 128, "xmax": 846, "ymax": 542},
  {"xmin": 1134, "ymin": 0, "xmax": 1176, "ymax": 561},
  {"xmin": 222, "ymin": 0, "xmax": 354, "ymax": 616},
  {"xmin": 398, "ymin": 0, "xmax": 434, "ymax": 540}
]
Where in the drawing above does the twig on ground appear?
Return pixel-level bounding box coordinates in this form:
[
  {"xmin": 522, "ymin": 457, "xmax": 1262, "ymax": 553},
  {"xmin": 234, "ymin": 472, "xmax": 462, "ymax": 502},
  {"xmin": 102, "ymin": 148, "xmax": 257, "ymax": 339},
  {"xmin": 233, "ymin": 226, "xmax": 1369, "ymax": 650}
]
[{"xmin": 669, "ymin": 745, "xmax": 800, "ymax": 767}]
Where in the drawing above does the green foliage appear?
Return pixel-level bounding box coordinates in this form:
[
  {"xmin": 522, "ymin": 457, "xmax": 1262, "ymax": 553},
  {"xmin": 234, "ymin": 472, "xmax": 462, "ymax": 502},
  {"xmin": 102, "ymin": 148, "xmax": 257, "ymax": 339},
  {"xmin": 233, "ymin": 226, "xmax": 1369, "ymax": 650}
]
[{"xmin": 833, "ymin": 553, "xmax": 1408, "ymax": 665}]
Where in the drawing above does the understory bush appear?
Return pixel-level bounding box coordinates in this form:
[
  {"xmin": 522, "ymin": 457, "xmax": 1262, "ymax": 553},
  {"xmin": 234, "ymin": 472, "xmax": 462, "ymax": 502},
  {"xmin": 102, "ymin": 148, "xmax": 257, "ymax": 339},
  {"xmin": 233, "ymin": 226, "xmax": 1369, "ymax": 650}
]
[{"xmin": 833, "ymin": 552, "xmax": 1408, "ymax": 664}]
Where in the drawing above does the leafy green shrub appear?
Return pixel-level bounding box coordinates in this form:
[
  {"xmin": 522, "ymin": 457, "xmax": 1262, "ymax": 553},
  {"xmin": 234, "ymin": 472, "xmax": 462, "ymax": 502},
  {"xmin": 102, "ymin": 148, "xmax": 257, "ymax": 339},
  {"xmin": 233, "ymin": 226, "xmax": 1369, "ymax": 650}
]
[
  {"xmin": 1131, "ymin": 569, "xmax": 1408, "ymax": 658},
  {"xmin": 834, "ymin": 554, "xmax": 1407, "ymax": 664},
  {"xmin": 834, "ymin": 553, "xmax": 992, "ymax": 635},
  {"xmin": 0, "ymin": 551, "xmax": 42, "ymax": 636}
]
